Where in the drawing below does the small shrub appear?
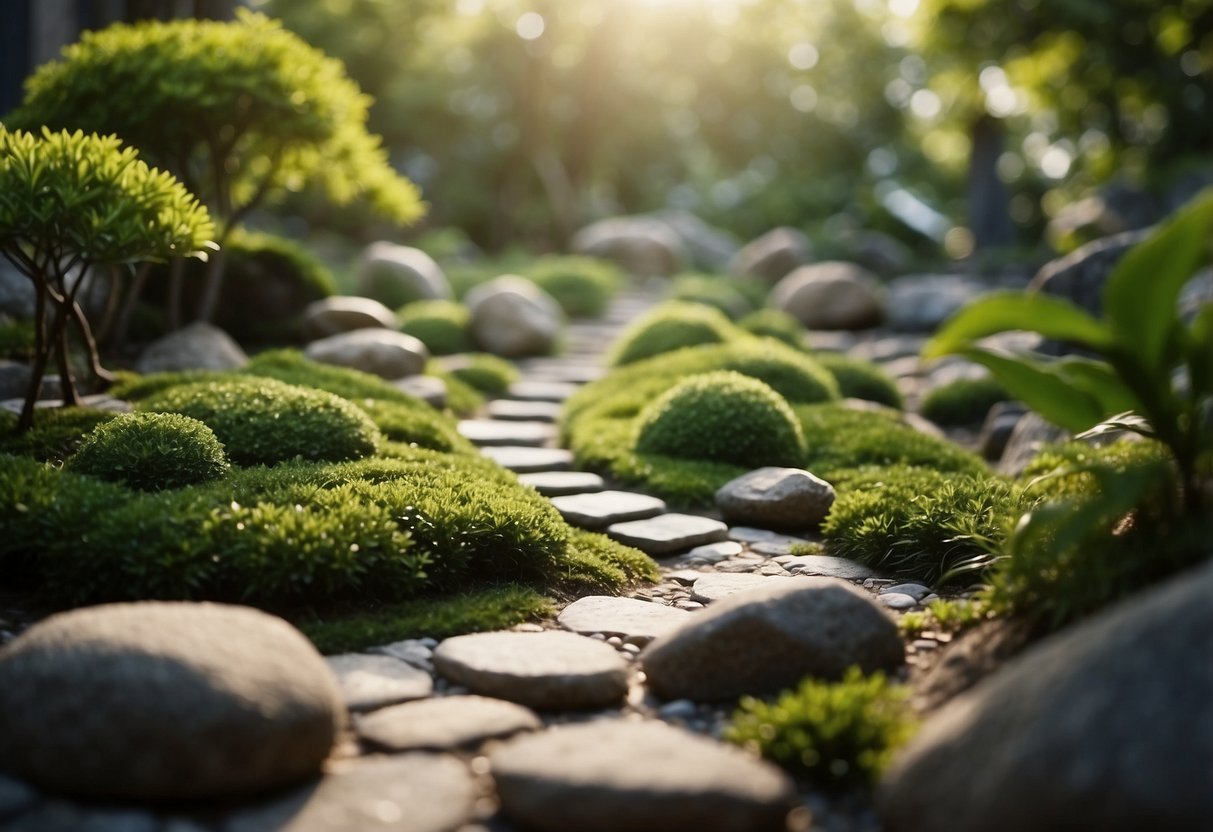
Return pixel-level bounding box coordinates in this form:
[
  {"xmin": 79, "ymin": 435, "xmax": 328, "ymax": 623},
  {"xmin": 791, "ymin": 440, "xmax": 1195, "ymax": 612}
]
[
  {"xmin": 525, "ymin": 255, "xmax": 623, "ymax": 318},
  {"xmin": 635, "ymin": 371, "xmax": 805, "ymax": 467},
  {"xmin": 726, "ymin": 667, "xmax": 917, "ymax": 788},
  {"xmin": 919, "ymin": 376, "xmax": 1010, "ymax": 426},
  {"xmin": 667, "ymin": 273, "xmax": 755, "ymax": 319},
  {"xmin": 442, "ymin": 353, "xmax": 520, "ymax": 395},
  {"xmin": 607, "ymin": 302, "xmax": 739, "ymax": 366},
  {"xmin": 399, "ymin": 300, "xmax": 473, "ymax": 355},
  {"xmin": 814, "ymin": 353, "xmax": 904, "ymax": 409},
  {"xmin": 0, "ymin": 407, "xmax": 120, "ymax": 463},
  {"xmin": 66, "ymin": 412, "xmax": 229, "ymax": 490},
  {"xmin": 140, "ymin": 376, "xmax": 380, "ymax": 466},
  {"xmin": 737, "ymin": 309, "xmax": 805, "ymax": 347}
]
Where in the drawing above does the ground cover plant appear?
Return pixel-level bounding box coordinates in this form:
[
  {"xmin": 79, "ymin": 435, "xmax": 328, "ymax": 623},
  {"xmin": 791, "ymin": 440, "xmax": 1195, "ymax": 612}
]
[
  {"xmin": 666, "ymin": 273, "xmax": 760, "ymax": 320},
  {"xmin": 607, "ymin": 301, "xmax": 741, "ymax": 366},
  {"xmin": 66, "ymin": 412, "xmax": 230, "ymax": 491},
  {"xmin": 440, "ymin": 353, "xmax": 521, "ymax": 396},
  {"xmin": 813, "ymin": 353, "xmax": 905, "ymax": 409},
  {"xmin": 919, "ymin": 375, "xmax": 1010, "ymax": 426},
  {"xmin": 523, "ymin": 255, "xmax": 624, "ymax": 319},
  {"xmin": 398, "ymin": 300, "xmax": 473, "ymax": 355},
  {"xmin": 737, "ymin": 308, "xmax": 806, "ymax": 348}
]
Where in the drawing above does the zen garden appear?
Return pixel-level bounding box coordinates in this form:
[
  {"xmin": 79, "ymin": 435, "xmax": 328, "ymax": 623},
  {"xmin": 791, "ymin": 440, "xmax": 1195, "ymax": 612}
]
[{"xmin": 0, "ymin": 0, "xmax": 1211, "ymax": 830}]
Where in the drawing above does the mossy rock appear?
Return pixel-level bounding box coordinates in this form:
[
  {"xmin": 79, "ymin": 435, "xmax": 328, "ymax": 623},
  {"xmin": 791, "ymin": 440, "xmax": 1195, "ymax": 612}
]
[
  {"xmin": 607, "ymin": 301, "xmax": 740, "ymax": 366},
  {"xmin": 814, "ymin": 352, "xmax": 904, "ymax": 409},
  {"xmin": 524, "ymin": 255, "xmax": 623, "ymax": 319},
  {"xmin": 635, "ymin": 371, "xmax": 805, "ymax": 467},
  {"xmin": 667, "ymin": 274, "xmax": 757, "ymax": 320},
  {"xmin": 920, "ymin": 376, "xmax": 1011, "ymax": 426},
  {"xmin": 398, "ymin": 300, "xmax": 473, "ymax": 355},
  {"xmin": 66, "ymin": 412, "xmax": 230, "ymax": 491},
  {"xmin": 442, "ymin": 352, "xmax": 521, "ymax": 395},
  {"xmin": 737, "ymin": 308, "xmax": 805, "ymax": 347}
]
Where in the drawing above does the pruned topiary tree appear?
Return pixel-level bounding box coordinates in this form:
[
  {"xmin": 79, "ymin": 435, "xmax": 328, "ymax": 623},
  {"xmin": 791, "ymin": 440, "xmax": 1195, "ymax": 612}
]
[
  {"xmin": 7, "ymin": 10, "xmax": 424, "ymax": 324},
  {"xmin": 0, "ymin": 127, "xmax": 215, "ymax": 432}
]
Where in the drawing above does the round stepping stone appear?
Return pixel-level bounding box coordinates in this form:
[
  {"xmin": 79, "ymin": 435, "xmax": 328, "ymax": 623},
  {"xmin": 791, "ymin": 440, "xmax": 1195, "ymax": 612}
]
[
  {"xmin": 690, "ymin": 572, "xmax": 784, "ymax": 603},
  {"xmin": 326, "ymin": 654, "xmax": 433, "ymax": 712},
  {"xmin": 557, "ymin": 596, "xmax": 689, "ymax": 640},
  {"xmin": 782, "ymin": 554, "xmax": 877, "ymax": 580},
  {"xmin": 356, "ymin": 695, "xmax": 540, "ymax": 752},
  {"xmin": 226, "ymin": 754, "xmax": 475, "ymax": 832},
  {"xmin": 517, "ymin": 471, "xmax": 606, "ymax": 497},
  {"xmin": 607, "ymin": 513, "xmax": 729, "ymax": 556},
  {"xmin": 507, "ymin": 380, "xmax": 580, "ymax": 402},
  {"xmin": 432, "ymin": 631, "xmax": 628, "ymax": 710},
  {"xmin": 480, "ymin": 446, "xmax": 573, "ymax": 473},
  {"xmin": 457, "ymin": 419, "xmax": 556, "ymax": 447},
  {"xmin": 550, "ymin": 490, "xmax": 668, "ymax": 529},
  {"xmin": 490, "ymin": 721, "xmax": 795, "ymax": 832},
  {"xmin": 486, "ymin": 399, "xmax": 564, "ymax": 422}
]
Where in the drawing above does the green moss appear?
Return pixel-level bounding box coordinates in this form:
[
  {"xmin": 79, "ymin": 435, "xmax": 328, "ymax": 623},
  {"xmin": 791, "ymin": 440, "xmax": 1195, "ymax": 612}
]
[
  {"xmin": 0, "ymin": 407, "xmax": 120, "ymax": 463},
  {"xmin": 525, "ymin": 255, "xmax": 623, "ymax": 318},
  {"xmin": 443, "ymin": 352, "xmax": 521, "ymax": 395},
  {"xmin": 814, "ymin": 353, "xmax": 904, "ymax": 409},
  {"xmin": 919, "ymin": 376, "xmax": 1011, "ymax": 426},
  {"xmin": 667, "ymin": 273, "xmax": 756, "ymax": 319},
  {"xmin": 635, "ymin": 371, "xmax": 805, "ymax": 467},
  {"xmin": 607, "ymin": 301, "xmax": 740, "ymax": 366},
  {"xmin": 737, "ymin": 309, "xmax": 805, "ymax": 347},
  {"xmin": 558, "ymin": 528, "xmax": 662, "ymax": 593},
  {"xmin": 725, "ymin": 667, "xmax": 917, "ymax": 789},
  {"xmin": 243, "ymin": 349, "xmax": 418, "ymax": 405},
  {"xmin": 140, "ymin": 376, "xmax": 381, "ymax": 466},
  {"xmin": 66, "ymin": 412, "xmax": 230, "ymax": 490},
  {"xmin": 424, "ymin": 363, "xmax": 485, "ymax": 414},
  {"xmin": 355, "ymin": 399, "xmax": 474, "ymax": 454},
  {"xmin": 398, "ymin": 299, "xmax": 472, "ymax": 355},
  {"xmin": 297, "ymin": 585, "xmax": 555, "ymax": 654}
]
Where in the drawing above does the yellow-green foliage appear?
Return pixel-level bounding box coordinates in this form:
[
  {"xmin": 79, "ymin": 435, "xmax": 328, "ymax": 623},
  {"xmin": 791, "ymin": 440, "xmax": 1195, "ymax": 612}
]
[
  {"xmin": 608, "ymin": 301, "xmax": 740, "ymax": 366},
  {"xmin": 443, "ymin": 352, "xmax": 520, "ymax": 395},
  {"xmin": 737, "ymin": 308, "xmax": 805, "ymax": 347},
  {"xmin": 726, "ymin": 667, "xmax": 917, "ymax": 788},
  {"xmin": 66, "ymin": 412, "xmax": 230, "ymax": 491},
  {"xmin": 919, "ymin": 376, "xmax": 1009, "ymax": 426},
  {"xmin": 525, "ymin": 255, "xmax": 623, "ymax": 318},
  {"xmin": 667, "ymin": 274, "xmax": 757, "ymax": 319},
  {"xmin": 635, "ymin": 371, "xmax": 805, "ymax": 467},
  {"xmin": 814, "ymin": 352, "xmax": 904, "ymax": 409},
  {"xmin": 399, "ymin": 300, "xmax": 473, "ymax": 355}
]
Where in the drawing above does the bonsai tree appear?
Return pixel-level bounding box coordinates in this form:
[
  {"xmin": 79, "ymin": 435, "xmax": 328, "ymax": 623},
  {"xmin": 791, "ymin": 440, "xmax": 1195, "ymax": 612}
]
[
  {"xmin": 7, "ymin": 10, "xmax": 424, "ymax": 324},
  {"xmin": 0, "ymin": 127, "xmax": 215, "ymax": 432}
]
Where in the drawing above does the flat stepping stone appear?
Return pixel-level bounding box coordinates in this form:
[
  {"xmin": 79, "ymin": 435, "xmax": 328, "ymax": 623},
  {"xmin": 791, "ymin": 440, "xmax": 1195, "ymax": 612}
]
[
  {"xmin": 325, "ymin": 654, "xmax": 433, "ymax": 712},
  {"xmin": 727, "ymin": 527, "xmax": 811, "ymax": 546},
  {"xmin": 557, "ymin": 596, "xmax": 689, "ymax": 640},
  {"xmin": 507, "ymin": 380, "xmax": 580, "ymax": 402},
  {"xmin": 432, "ymin": 631, "xmax": 628, "ymax": 710},
  {"xmin": 691, "ymin": 572, "xmax": 786, "ymax": 603},
  {"xmin": 356, "ymin": 695, "xmax": 541, "ymax": 752},
  {"xmin": 486, "ymin": 399, "xmax": 564, "ymax": 422},
  {"xmin": 490, "ymin": 721, "xmax": 796, "ymax": 832},
  {"xmin": 480, "ymin": 446, "xmax": 573, "ymax": 473},
  {"xmin": 517, "ymin": 471, "xmax": 606, "ymax": 497},
  {"xmin": 607, "ymin": 513, "xmax": 728, "ymax": 556},
  {"xmin": 783, "ymin": 554, "xmax": 877, "ymax": 580},
  {"xmin": 226, "ymin": 754, "xmax": 475, "ymax": 832},
  {"xmin": 550, "ymin": 490, "xmax": 667, "ymax": 529},
  {"xmin": 458, "ymin": 419, "xmax": 556, "ymax": 447}
]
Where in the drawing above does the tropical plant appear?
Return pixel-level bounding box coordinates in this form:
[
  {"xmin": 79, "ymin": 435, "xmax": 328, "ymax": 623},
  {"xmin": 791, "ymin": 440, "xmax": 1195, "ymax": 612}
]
[{"xmin": 0, "ymin": 128, "xmax": 214, "ymax": 432}]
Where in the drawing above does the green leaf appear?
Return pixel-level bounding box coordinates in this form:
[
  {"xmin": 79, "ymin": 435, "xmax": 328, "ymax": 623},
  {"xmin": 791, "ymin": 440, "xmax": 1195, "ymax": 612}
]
[
  {"xmin": 1053, "ymin": 356, "xmax": 1139, "ymax": 415},
  {"xmin": 953, "ymin": 347, "xmax": 1108, "ymax": 432},
  {"xmin": 923, "ymin": 292, "xmax": 1111, "ymax": 359},
  {"xmin": 1103, "ymin": 189, "xmax": 1213, "ymax": 374}
]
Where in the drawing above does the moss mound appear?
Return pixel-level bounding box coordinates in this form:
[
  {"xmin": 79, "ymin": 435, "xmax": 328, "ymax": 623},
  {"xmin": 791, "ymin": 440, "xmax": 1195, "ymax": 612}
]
[
  {"xmin": 919, "ymin": 375, "xmax": 1011, "ymax": 426},
  {"xmin": 737, "ymin": 308, "xmax": 805, "ymax": 347},
  {"xmin": 607, "ymin": 301, "xmax": 739, "ymax": 366},
  {"xmin": 814, "ymin": 352, "xmax": 904, "ymax": 409},
  {"xmin": 635, "ymin": 371, "xmax": 805, "ymax": 467},
  {"xmin": 0, "ymin": 407, "xmax": 120, "ymax": 463},
  {"xmin": 443, "ymin": 352, "xmax": 520, "ymax": 395},
  {"xmin": 398, "ymin": 299, "xmax": 473, "ymax": 355},
  {"xmin": 525, "ymin": 255, "xmax": 623, "ymax": 318},
  {"xmin": 66, "ymin": 412, "xmax": 230, "ymax": 490},
  {"xmin": 667, "ymin": 274, "xmax": 757, "ymax": 319}
]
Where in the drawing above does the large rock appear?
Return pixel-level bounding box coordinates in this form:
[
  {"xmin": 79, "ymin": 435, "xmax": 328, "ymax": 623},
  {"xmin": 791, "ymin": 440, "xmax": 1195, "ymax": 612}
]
[
  {"xmin": 771, "ymin": 261, "xmax": 885, "ymax": 330},
  {"xmin": 491, "ymin": 721, "xmax": 796, "ymax": 832},
  {"xmin": 1029, "ymin": 228, "xmax": 1149, "ymax": 318},
  {"xmin": 642, "ymin": 578, "xmax": 902, "ymax": 701},
  {"xmin": 303, "ymin": 329, "xmax": 429, "ymax": 380},
  {"xmin": 715, "ymin": 467, "xmax": 835, "ymax": 530},
  {"xmin": 302, "ymin": 296, "xmax": 399, "ymax": 339},
  {"xmin": 729, "ymin": 227, "xmax": 813, "ymax": 283},
  {"xmin": 571, "ymin": 217, "xmax": 686, "ymax": 277},
  {"xmin": 355, "ymin": 242, "xmax": 451, "ymax": 309},
  {"xmin": 135, "ymin": 322, "xmax": 248, "ymax": 374},
  {"xmin": 465, "ymin": 276, "xmax": 562, "ymax": 358},
  {"xmin": 648, "ymin": 210, "xmax": 740, "ymax": 271},
  {"xmin": 0, "ymin": 602, "xmax": 342, "ymax": 801},
  {"xmin": 878, "ymin": 559, "xmax": 1213, "ymax": 832},
  {"xmin": 885, "ymin": 274, "xmax": 989, "ymax": 332}
]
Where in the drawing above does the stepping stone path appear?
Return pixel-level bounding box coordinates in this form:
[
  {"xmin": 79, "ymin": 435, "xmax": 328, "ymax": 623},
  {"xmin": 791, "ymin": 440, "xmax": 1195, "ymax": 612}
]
[
  {"xmin": 517, "ymin": 470, "xmax": 605, "ymax": 496},
  {"xmin": 557, "ymin": 595, "xmax": 689, "ymax": 640},
  {"xmin": 479, "ymin": 445, "xmax": 573, "ymax": 472},
  {"xmin": 550, "ymin": 490, "xmax": 667, "ymax": 529},
  {"xmin": 457, "ymin": 418, "xmax": 556, "ymax": 447},
  {"xmin": 607, "ymin": 513, "xmax": 729, "ymax": 555}
]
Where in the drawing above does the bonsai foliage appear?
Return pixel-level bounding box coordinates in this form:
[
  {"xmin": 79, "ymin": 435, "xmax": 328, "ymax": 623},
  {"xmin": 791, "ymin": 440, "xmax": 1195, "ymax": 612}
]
[
  {"xmin": 0, "ymin": 128, "xmax": 214, "ymax": 432},
  {"xmin": 10, "ymin": 11, "xmax": 423, "ymax": 322}
]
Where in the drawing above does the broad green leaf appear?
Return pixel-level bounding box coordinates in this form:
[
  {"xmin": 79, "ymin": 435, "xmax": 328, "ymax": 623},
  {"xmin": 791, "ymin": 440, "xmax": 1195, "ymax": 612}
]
[
  {"xmin": 953, "ymin": 347, "xmax": 1108, "ymax": 432},
  {"xmin": 923, "ymin": 292, "xmax": 1111, "ymax": 359},
  {"xmin": 1103, "ymin": 190, "xmax": 1213, "ymax": 374},
  {"xmin": 1053, "ymin": 356, "xmax": 1140, "ymax": 415}
]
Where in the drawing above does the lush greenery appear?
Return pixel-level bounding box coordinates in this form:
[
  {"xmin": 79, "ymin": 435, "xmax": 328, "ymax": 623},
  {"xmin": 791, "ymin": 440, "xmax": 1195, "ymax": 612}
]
[
  {"xmin": 919, "ymin": 376, "xmax": 1010, "ymax": 426},
  {"xmin": 66, "ymin": 412, "xmax": 230, "ymax": 491},
  {"xmin": 441, "ymin": 352, "xmax": 521, "ymax": 396},
  {"xmin": 814, "ymin": 352, "xmax": 904, "ymax": 409},
  {"xmin": 0, "ymin": 408, "xmax": 120, "ymax": 464},
  {"xmin": 737, "ymin": 309, "xmax": 806, "ymax": 348},
  {"xmin": 666, "ymin": 274, "xmax": 759, "ymax": 320},
  {"xmin": 608, "ymin": 302, "xmax": 740, "ymax": 367},
  {"xmin": 524, "ymin": 255, "xmax": 624, "ymax": 319},
  {"xmin": 399, "ymin": 300, "xmax": 473, "ymax": 355},
  {"xmin": 726, "ymin": 667, "xmax": 917, "ymax": 789}
]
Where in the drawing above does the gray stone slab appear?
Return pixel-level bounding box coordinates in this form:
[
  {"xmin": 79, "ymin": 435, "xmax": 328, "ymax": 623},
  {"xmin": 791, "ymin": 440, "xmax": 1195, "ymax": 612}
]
[
  {"xmin": 607, "ymin": 513, "xmax": 729, "ymax": 556},
  {"xmin": 516, "ymin": 471, "xmax": 606, "ymax": 497},
  {"xmin": 325, "ymin": 654, "xmax": 434, "ymax": 712},
  {"xmin": 782, "ymin": 554, "xmax": 878, "ymax": 580},
  {"xmin": 480, "ymin": 446, "xmax": 573, "ymax": 473},
  {"xmin": 727, "ymin": 527, "xmax": 811, "ymax": 547},
  {"xmin": 457, "ymin": 419, "xmax": 556, "ymax": 447},
  {"xmin": 550, "ymin": 490, "xmax": 667, "ymax": 529},
  {"xmin": 356, "ymin": 695, "xmax": 541, "ymax": 752},
  {"xmin": 507, "ymin": 381, "xmax": 580, "ymax": 402},
  {"xmin": 557, "ymin": 596, "xmax": 689, "ymax": 640},
  {"xmin": 677, "ymin": 540, "xmax": 744, "ymax": 565},
  {"xmin": 879, "ymin": 593, "xmax": 920, "ymax": 610},
  {"xmin": 691, "ymin": 572, "xmax": 787, "ymax": 604},
  {"xmin": 486, "ymin": 399, "xmax": 564, "ymax": 422}
]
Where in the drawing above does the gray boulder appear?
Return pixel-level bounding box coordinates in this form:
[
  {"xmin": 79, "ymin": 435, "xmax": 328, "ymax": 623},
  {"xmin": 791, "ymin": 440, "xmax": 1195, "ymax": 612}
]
[
  {"xmin": 729, "ymin": 226, "xmax": 812, "ymax": 283},
  {"xmin": 1030, "ymin": 228, "xmax": 1149, "ymax": 318},
  {"xmin": 302, "ymin": 296, "xmax": 398, "ymax": 339},
  {"xmin": 0, "ymin": 602, "xmax": 342, "ymax": 800},
  {"xmin": 715, "ymin": 467, "xmax": 835, "ymax": 530},
  {"xmin": 303, "ymin": 329, "xmax": 429, "ymax": 380},
  {"xmin": 648, "ymin": 210, "xmax": 740, "ymax": 271},
  {"xmin": 885, "ymin": 274, "xmax": 989, "ymax": 332},
  {"xmin": 355, "ymin": 242, "xmax": 451, "ymax": 309},
  {"xmin": 771, "ymin": 261, "xmax": 885, "ymax": 330},
  {"xmin": 135, "ymin": 322, "xmax": 248, "ymax": 374},
  {"xmin": 571, "ymin": 217, "xmax": 686, "ymax": 277},
  {"xmin": 878, "ymin": 559, "xmax": 1213, "ymax": 832},
  {"xmin": 465, "ymin": 276, "xmax": 562, "ymax": 358},
  {"xmin": 642, "ymin": 578, "xmax": 903, "ymax": 701}
]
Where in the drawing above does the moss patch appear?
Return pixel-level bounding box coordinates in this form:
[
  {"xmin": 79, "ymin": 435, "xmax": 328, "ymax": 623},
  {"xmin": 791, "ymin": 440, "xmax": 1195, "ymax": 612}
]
[
  {"xmin": 66, "ymin": 412, "xmax": 230, "ymax": 490},
  {"xmin": 607, "ymin": 301, "xmax": 740, "ymax": 366}
]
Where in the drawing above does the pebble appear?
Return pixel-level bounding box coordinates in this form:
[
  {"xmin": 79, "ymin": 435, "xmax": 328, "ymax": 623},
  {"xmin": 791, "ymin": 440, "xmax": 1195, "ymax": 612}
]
[
  {"xmin": 682, "ymin": 541, "xmax": 744, "ymax": 563},
  {"xmin": 878, "ymin": 593, "xmax": 920, "ymax": 610},
  {"xmin": 882, "ymin": 582, "xmax": 932, "ymax": 601}
]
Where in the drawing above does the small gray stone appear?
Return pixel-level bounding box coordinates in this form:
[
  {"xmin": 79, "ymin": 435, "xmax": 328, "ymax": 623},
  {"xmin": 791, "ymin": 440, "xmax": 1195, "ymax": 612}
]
[
  {"xmin": 393, "ymin": 374, "xmax": 446, "ymax": 408},
  {"xmin": 356, "ymin": 242, "xmax": 451, "ymax": 308},
  {"xmin": 480, "ymin": 446, "xmax": 573, "ymax": 473},
  {"xmin": 642, "ymin": 578, "xmax": 903, "ymax": 701},
  {"xmin": 783, "ymin": 554, "xmax": 877, "ymax": 580},
  {"xmin": 557, "ymin": 596, "xmax": 689, "ymax": 640},
  {"xmin": 886, "ymin": 274, "xmax": 989, "ymax": 332},
  {"xmin": 883, "ymin": 583, "xmax": 932, "ymax": 602},
  {"xmin": 368, "ymin": 639, "xmax": 434, "ymax": 672},
  {"xmin": 771, "ymin": 261, "xmax": 885, "ymax": 330},
  {"xmin": 433, "ymin": 631, "xmax": 628, "ymax": 710},
  {"xmin": 727, "ymin": 527, "xmax": 809, "ymax": 546},
  {"xmin": 715, "ymin": 467, "xmax": 836, "ymax": 530},
  {"xmin": 326, "ymin": 654, "xmax": 433, "ymax": 712},
  {"xmin": 304, "ymin": 329, "xmax": 428, "ymax": 380},
  {"xmin": 607, "ymin": 514, "xmax": 729, "ymax": 556},
  {"xmin": 301, "ymin": 296, "xmax": 398, "ymax": 339},
  {"xmin": 683, "ymin": 540, "xmax": 744, "ymax": 564},
  {"xmin": 466, "ymin": 276, "xmax": 562, "ymax": 358},
  {"xmin": 135, "ymin": 322, "xmax": 247, "ymax": 374},
  {"xmin": 491, "ymin": 721, "xmax": 795, "ymax": 832},
  {"xmin": 516, "ymin": 470, "xmax": 606, "ymax": 496},
  {"xmin": 457, "ymin": 419, "xmax": 556, "ymax": 447},
  {"xmin": 486, "ymin": 399, "xmax": 563, "ymax": 422},
  {"xmin": 879, "ymin": 593, "xmax": 920, "ymax": 610},
  {"xmin": 356, "ymin": 695, "xmax": 541, "ymax": 751},
  {"xmin": 507, "ymin": 380, "xmax": 580, "ymax": 402},
  {"xmin": 729, "ymin": 226, "xmax": 813, "ymax": 283},
  {"xmin": 551, "ymin": 490, "xmax": 668, "ymax": 529},
  {"xmin": 657, "ymin": 699, "xmax": 700, "ymax": 720},
  {"xmin": 690, "ymin": 572, "xmax": 784, "ymax": 603},
  {"xmin": 571, "ymin": 216, "xmax": 687, "ymax": 277}
]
